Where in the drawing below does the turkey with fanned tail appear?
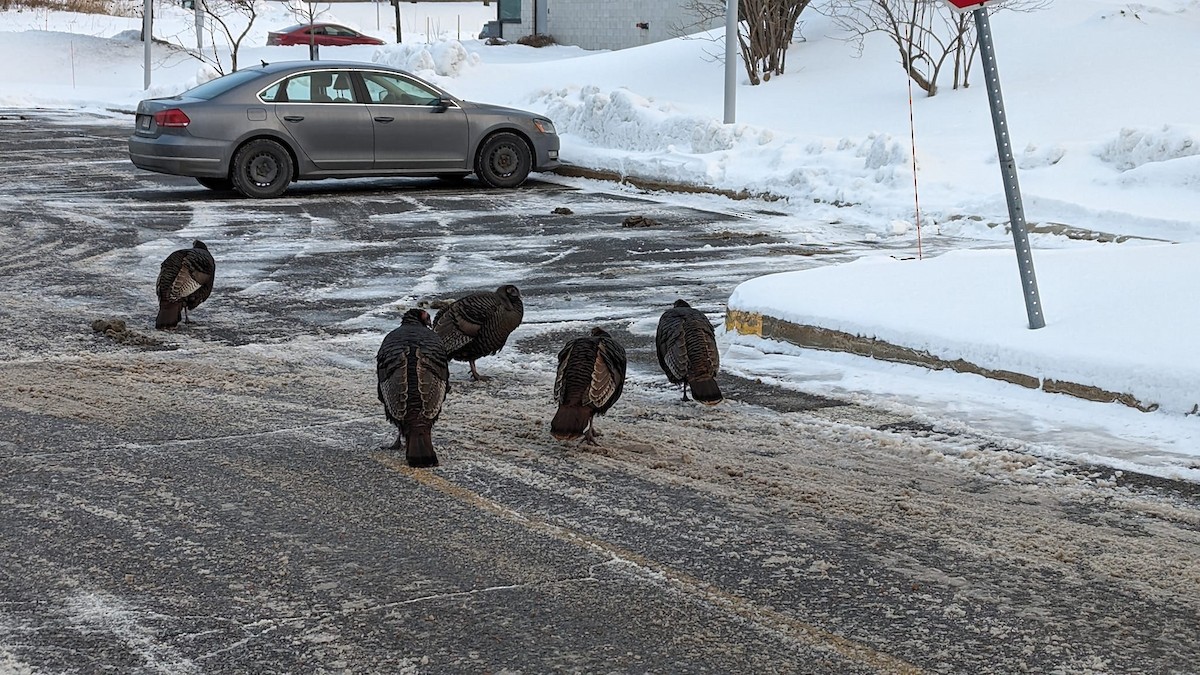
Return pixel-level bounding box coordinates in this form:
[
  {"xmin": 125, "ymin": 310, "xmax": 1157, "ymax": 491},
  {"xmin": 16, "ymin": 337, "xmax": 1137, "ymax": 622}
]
[
  {"xmin": 377, "ymin": 308, "xmax": 451, "ymax": 468},
  {"xmin": 155, "ymin": 240, "xmax": 215, "ymax": 329},
  {"xmin": 655, "ymin": 299, "xmax": 723, "ymax": 404},
  {"xmin": 432, "ymin": 284, "xmax": 524, "ymax": 381},
  {"xmin": 551, "ymin": 327, "xmax": 627, "ymax": 445}
]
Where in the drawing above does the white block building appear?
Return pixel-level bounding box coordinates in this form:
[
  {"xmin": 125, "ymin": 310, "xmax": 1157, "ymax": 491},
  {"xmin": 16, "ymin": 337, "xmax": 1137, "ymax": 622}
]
[{"xmin": 488, "ymin": 0, "xmax": 721, "ymax": 51}]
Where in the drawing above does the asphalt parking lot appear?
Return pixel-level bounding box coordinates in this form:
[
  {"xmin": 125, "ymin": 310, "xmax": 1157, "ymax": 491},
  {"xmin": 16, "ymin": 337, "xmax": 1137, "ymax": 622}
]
[{"xmin": 2, "ymin": 110, "xmax": 1198, "ymax": 673}]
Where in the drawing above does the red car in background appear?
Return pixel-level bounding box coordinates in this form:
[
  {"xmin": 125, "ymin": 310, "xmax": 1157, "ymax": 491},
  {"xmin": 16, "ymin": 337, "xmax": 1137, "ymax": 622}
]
[{"xmin": 266, "ymin": 23, "xmax": 386, "ymax": 47}]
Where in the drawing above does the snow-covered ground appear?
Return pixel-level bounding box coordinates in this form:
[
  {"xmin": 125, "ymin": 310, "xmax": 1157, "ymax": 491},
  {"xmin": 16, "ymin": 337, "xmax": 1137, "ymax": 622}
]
[{"xmin": 1, "ymin": 0, "xmax": 1197, "ymax": 478}]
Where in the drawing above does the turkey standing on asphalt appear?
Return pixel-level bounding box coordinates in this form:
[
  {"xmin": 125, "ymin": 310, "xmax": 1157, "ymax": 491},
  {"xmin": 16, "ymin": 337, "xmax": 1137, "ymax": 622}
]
[
  {"xmin": 655, "ymin": 299, "xmax": 723, "ymax": 404},
  {"xmin": 156, "ymin": 240, "xmax": 215, "ymax": 329},
  {"xmin": 551, "ymin": 327, "xmax": 627, "ymax": 445},
  {"xmin": 376, "ymin": 308, "xmax": 451, "ymax": 468},
  {"xmin": 432, "ymin": 284, "xmax": 524, "ymax": 381}
]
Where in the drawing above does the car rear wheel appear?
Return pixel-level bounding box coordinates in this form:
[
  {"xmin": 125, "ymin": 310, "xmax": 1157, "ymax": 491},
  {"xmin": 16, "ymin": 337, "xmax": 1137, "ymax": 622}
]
[
  {"xmin": 196, "ymin": 177, "xmax": 234, "ymax": 191},
  {"xmin": 231, "ymin": 139, "xmax": 293, "ymax": 199},
  {"xmin": 474, "ymin": 132, "xmax": 532, "ymax": 188}
]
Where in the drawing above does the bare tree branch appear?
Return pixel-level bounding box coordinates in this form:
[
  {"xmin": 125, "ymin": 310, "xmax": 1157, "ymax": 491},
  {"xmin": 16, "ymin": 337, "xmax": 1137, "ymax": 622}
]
[
  {"xmin": 824, "ymin": 0, "xmax": 1050, "ymax": 97},
  {"xmin": 201, "ymin": 0, "xmax": 259, "ymax": 73},
  {"xmin": 680, "ymin": 0, "xmax": 813, "ymax": 86}
]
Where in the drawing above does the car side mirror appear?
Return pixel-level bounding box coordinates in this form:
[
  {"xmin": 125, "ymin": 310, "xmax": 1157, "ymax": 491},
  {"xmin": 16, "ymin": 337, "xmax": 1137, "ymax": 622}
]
[{"xmin": 433, "ymin": 97, "xmax": 450, "ymax": 112}]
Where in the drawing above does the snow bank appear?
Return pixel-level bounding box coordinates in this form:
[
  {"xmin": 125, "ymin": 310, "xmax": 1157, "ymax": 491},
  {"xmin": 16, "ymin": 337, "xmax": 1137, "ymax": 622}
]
[
  {"xmin": 1097, "ymin": 124, "xmax": 1200, "ymax": 171},
  {"xmin": 728, "ymin": 243, "xmax": 1200, "ymax": 416},
  {"xmin": 372, "ymin": 39, "xmax": 479, "ymax": 79}
]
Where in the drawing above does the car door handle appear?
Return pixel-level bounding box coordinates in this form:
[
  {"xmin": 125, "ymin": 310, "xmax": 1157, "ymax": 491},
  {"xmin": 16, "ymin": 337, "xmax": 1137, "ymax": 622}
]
[
  {"xmin": 373, "ymin": 116, "xmax": 394, "ymax": 123},
  {"xmin": 283, "ymin": 115, "xmax": 304, "ymax": 122}
]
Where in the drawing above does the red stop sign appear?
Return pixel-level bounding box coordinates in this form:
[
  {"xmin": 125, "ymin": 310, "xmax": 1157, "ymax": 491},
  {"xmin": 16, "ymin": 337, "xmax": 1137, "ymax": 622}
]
[{"xmin": 944, "ymin": 0, "xmax": 1002, "ymax": 12}]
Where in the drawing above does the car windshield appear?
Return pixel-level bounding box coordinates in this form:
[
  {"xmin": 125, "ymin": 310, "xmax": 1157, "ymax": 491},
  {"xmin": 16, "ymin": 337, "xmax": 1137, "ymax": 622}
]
[{"xmin": 183, "ymin": 69, "xmax": 265, "ymax": 101}]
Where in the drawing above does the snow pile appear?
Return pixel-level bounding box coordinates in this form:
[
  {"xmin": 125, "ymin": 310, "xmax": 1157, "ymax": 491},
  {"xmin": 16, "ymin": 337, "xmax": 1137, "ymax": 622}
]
[
  {"xmin": 1097, "ymin": 124, "xmax": 1200, "ymax": 171},
  {"xmin": 538, "ymin": 85, "xmax": 750, "ymax": 153},
  {"xmin": 1017, "ymin": 143, "xmax": 1066, "ymax": 170},
  {"xmin": 534, "ymin": 83, "xmax": 916, "ymax": 202},
  {"xmin": 372, "ymin": 39, "xmax": 480, "ymax": 79}
]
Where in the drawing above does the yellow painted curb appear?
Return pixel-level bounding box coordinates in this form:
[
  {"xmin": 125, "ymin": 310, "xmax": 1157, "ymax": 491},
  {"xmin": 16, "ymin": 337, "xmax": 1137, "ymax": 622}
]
[{"xmin": 726, "ymin": 309, "xmax": 1160, "ymax": 413}]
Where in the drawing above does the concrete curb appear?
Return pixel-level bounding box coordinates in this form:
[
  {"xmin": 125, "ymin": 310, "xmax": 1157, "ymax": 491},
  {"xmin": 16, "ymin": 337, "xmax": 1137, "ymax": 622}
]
[
  {"xmin": 552, "ymin": 164, "xmax": 786, "ymax": 202},
  {"xmin": 725, "ymin": 309, "xmax": 1161, "ymax": 413}
]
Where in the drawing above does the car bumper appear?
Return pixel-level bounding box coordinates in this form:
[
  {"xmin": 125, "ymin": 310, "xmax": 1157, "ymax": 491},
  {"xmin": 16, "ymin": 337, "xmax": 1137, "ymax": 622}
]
[
  {"xmin": 532, "ymin": 137, "xmax": 561, "ymax": 173},
  {"xmin": 128, "ymin": 134, "xmax": 228, "ymax": 178}
]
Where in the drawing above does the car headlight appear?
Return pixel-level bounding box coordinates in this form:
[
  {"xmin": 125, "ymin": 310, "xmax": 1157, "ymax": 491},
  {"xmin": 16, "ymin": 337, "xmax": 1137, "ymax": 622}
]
[{"xmin": 533, "ymin": 119, "xmax": 556, "ymax": 135}]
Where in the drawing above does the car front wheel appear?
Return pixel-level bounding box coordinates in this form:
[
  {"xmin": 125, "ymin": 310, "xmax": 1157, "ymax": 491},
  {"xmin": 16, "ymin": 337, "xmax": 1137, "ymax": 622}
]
[
  {"xmin": 231, "ymin": 139, "xmax": 293, "ymax": 199},
  {"xmin": 474, "ymin": 132, "xmax": 532, "ymax": 188}
]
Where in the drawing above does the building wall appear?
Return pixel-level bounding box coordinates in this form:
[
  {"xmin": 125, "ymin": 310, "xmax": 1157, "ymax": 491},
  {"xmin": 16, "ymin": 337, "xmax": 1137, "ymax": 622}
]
[{"xmin": 512, "ymin": 0, "xmax": 719, "ymax": 51}]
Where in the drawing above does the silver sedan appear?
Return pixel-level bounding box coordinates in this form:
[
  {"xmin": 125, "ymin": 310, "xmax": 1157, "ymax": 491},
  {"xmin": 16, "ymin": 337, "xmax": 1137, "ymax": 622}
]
[{"xmin": 129, "ymin": 60, "xmax": 560, "ymax": 198}]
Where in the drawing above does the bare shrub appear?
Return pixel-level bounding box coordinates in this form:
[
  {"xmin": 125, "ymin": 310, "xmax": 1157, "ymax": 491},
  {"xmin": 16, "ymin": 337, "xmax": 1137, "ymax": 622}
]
[
  {"xmin": 517, "ymin": 33, "xmax": 556, "ymax": 48},
  {"xmin": 201, "ymin": 0, "xmax": 261, "ymax": 74},
  {"xmin": 2, "ymin": 0, "xmax": 111, "ymax": 13},
  {"xmin": 824, "ymin": 0, "xmax": 1049, "ymax": 97},
  {"xmin": 681, "ymin": 0, "xmax": 814, "ymax": 86}
]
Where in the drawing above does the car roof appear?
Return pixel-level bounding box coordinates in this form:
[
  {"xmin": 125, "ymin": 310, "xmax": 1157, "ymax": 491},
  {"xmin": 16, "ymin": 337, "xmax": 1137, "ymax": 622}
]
[
  {"xmin": 276, "ymin": 22, "xmax": 350, "ymax": 32},
  {"xmin": 251, "ymin": 60, "xmax": 404, "ymax": 75}
]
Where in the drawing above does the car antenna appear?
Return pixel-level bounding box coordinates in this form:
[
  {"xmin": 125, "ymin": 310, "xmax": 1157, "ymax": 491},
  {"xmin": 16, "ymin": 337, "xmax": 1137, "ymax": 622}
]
[{"xmin": 261, "ymin": 60, "xmax": 269, "ymax": 67}]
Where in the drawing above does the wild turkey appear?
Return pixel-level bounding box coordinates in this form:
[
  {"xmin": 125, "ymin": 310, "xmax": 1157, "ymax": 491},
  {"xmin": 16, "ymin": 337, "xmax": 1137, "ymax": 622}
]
[
  {"xmin": 155, "ymin": 240, "xmax": 215, "ymax": 329},
  {"xmin": 655, "ymin": 299, "xmax": 723, "ymax": 404},
  {"xmin": 376, "ymin": 308, "xmax": 451, "ymax": 468},
  {"xmin": 551, "ymin": 327, "xmax": 627, "ymax": 445},
  {"xmin": 432, "ymin": 284, "xmax": 524, "ymax": 380}
]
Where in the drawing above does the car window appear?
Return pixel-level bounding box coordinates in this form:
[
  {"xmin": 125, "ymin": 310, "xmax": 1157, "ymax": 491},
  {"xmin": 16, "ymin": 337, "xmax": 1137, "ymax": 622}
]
[
  {"xmin": 328, "ymin": 26, "xmax": 357, "ymax": 37},
  {"xmin": 360, "ymin": 72, "xmax": 442, "ymax": 106},
  {"xmin": 260, "ymin": 71, "xmax": 357, "ymax": 104},
  {"xmin": 184, "ymin": 69, "xmax": 264, "ymax": 100}
]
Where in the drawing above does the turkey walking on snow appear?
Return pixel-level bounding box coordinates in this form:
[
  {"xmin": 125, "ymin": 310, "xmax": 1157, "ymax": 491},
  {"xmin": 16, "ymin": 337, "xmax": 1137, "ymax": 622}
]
[
  {"xmin": 432, "ymin": 284, "xmax": 524, "ymax": 380},
  {"xmin": 377, "ymin": 308, "xmax": 451, "ymax": 468},
  {"xmin": 655, "ymin": 299, "xmax": 723, "ymax": 404},
  {"xmin": 156, "ymin": 240, "xmax": 215, "ymax": 329},
  {"xmin": 551, "ymin": 327, "xmax": 627, "ymax": 445}
]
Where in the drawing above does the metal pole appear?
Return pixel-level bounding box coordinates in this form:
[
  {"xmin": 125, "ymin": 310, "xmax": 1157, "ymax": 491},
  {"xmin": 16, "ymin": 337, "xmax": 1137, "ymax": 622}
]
[
  {"xmin": 309, "ymin": 1, "xmax": 319, "ymax": 60},
  {"xmin": 142, "ymin": 0, "xmax": 152, "ymax": 89},
  {"xmin": 392, "ymin": 0, "xmax": 402, "ymax": 43},
  {"xmin": 973, "ymin": 7, "xmax": 1045, "ymax": 329},
  {"xmin": 195, "ymin": 0, "xmax": 204, "ymax": 52},
  {"xmin": 723, "ymin": 0, "xmax": 737, "ymax": 124}
]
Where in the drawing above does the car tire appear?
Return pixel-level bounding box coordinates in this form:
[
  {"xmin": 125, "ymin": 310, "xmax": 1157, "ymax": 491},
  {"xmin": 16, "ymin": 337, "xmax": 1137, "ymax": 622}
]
[
  {"xmin": 231, "ymin": 139, "xmax": 293, "ymax": 199},
  {"xmin": 474, "ymin": 132, "xmax": 532, "ymax": 188},
  {"xmin": 196, "ymin": 177, "xmax": 234, "ymax": 191}
]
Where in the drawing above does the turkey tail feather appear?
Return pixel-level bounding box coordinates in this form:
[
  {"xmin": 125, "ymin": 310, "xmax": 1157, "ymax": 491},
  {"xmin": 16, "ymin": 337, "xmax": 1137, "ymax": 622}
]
[
  {"xmin": 405, "ymin": 427, "xmax": 439, "ymax": 468},
  {"xmin": 156, "ymin": 301, "xmax": 183, "ymax": 329},
  {"xmin": 690, "ymin": 378, "xmax": 723, "ymax": 405},
  {"xmin": 551, "ymin": 405, "xmax": 591, "ymax": 440}
]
